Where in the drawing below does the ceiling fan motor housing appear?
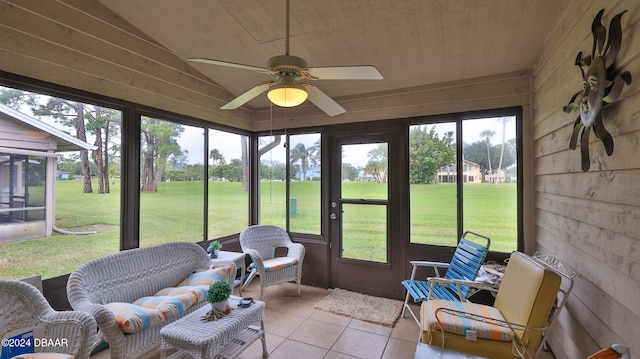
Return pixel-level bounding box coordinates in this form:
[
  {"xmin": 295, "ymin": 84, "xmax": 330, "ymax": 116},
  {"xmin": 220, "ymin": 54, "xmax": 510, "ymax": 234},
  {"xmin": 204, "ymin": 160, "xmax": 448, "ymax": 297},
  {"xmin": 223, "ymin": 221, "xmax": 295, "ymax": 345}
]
[{"xmin": 268, "ymin": 54, "xmax": 308, "ymax": 75}]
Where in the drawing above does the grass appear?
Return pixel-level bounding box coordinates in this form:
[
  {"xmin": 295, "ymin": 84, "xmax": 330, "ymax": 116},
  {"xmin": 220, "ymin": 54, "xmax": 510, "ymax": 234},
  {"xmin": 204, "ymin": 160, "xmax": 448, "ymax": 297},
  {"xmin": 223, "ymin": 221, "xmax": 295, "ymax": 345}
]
[{"xmin": 0, "ymin": 180, "xmax": 516, "ymax": 279}]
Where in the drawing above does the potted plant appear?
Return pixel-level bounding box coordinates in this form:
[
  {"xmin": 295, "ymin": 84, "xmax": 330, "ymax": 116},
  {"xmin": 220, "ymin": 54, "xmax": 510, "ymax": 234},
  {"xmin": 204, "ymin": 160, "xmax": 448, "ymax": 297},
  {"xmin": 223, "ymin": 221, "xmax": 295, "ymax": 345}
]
[
  {"xmin": 207, "ymin": 280, "xmax": 232, "ymax": 312},
  {"xmin": 206, "ymin": 240, "xmax": 223, "ymax": 259}
]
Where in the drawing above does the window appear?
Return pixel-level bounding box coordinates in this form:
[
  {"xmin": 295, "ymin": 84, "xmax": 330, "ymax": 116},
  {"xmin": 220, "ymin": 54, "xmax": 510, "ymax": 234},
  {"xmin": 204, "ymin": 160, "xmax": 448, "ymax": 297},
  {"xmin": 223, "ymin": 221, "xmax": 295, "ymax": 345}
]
[
  {"xmin": 207, "ymin": 130, "xmax": 249, "ymax": 238},
  {"xmin": 0, "ymin": 86, "xmax": 121, "ymax": 279},
  {"xmin": 139, "ymin": 117, "xmax": 204, "ymax": 246},
  {"xmin": 256, "ymin": 133, "xmax": 322, "ymax": 234},
  {"xmin": 258, "ymin": 135, "xmax": 286, "ymax": 228},
  {"xmin": 409, "ymin": 123, "xmax": 457, "ymax": 244},
  {"xmin": 409, "ymin": 114, "xmax": 519, "ymax": 252},
  {"xmin": 0, "ymin": 153, "xmax": 46, "ymax": 223},
  {"xmin": 463, "ymin": 116, "xmax": 517, "ymax": 252},
  {"xmin": 289, "ymin": 133, "xmax": 321, "ymax": 234}
]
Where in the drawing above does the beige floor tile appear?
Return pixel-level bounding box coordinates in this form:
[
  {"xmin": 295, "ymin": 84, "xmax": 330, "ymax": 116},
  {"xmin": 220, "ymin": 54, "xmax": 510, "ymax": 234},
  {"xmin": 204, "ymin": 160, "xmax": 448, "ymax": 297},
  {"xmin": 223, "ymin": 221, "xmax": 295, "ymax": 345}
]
[
  {"xmin": 381, "ymin": 337, "xmax": 416, "ymax": 359},
  {"xmin": 330, "ymin": 327, "xmax": 389, "ymax": 359},
  {"xmin": 391, "ymin": 315, "xmax": 421, "ymax": 343},
  {"xmin": 348, "ymin": 318, "xmax": 393, "ymax": 336},
  {"xmin": 266, "ymin": 338, "xmax": 328, "ymax": 359},
  {"xmin": 288, "ymin": 317, "xmax": 346, "ymax": 349},
  {"xmin": 238, "ymin": 332, "xmax": 285, "ymax": 359},
  {"xmin": 263, "ymin": 310, "xmax": 307, "ymax": 337},
  {"xmin": 323, "ymin": 351, "xmax": 360, "ymax": 359},
  {"xmin": 308, "ymin": 310, "xmax": 352, "ymax": 327}
]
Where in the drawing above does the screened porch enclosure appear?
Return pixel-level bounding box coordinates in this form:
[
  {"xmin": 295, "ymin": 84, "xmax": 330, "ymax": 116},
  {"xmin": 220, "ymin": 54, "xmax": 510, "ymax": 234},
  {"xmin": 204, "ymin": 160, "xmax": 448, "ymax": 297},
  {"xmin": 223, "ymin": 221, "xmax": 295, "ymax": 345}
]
[{"xmin": 0, "ymin": 153, "xmax": 46, "ymax": 224}]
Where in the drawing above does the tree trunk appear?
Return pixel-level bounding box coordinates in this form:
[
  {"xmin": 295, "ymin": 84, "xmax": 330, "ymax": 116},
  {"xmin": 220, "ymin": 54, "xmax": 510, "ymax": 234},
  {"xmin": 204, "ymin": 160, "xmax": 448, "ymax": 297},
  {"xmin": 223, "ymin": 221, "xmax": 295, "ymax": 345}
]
[
  {"xmin": 141, "ymin": 149, "xmax": 156, "ymax": 192},
  {"xmin": 486, "ymin": 139, "xmax": 493, "ymax": 183},
  {"xmin": 498, "ymin": 118, "xmax": 506, "ymax": 171},
  {"xmin": 241, "ymin": 136, "xmax": 249, "ymax": 191},
  {"xmin": 92, "ymin": 124, "xmax": 105, "ymax": 194},
  {"xmin": 75, "ymin": 103, "xmax": 92, "ymax": 193},
  {"xmin": 103, "ymin": 120, "xmax": 110, "ymax": 193}
]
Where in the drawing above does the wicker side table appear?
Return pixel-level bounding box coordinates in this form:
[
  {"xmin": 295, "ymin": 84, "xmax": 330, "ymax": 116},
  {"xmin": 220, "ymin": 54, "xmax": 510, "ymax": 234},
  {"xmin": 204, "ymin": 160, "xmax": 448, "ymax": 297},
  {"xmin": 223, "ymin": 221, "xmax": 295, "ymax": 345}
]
[
  {"xmin": 160, "ymin": 296, "xmax": 267, "ymax": 359},
  {"xmin": 211, "ymin": 251, "xmax": 246, "ymax": 295}
]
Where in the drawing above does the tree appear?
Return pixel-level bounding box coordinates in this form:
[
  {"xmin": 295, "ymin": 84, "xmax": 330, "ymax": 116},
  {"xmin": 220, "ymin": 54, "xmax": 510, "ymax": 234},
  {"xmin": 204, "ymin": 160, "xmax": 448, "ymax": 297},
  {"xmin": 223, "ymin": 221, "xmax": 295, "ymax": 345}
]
[
  {"xmin": 290, "ymin": 141, "xmax": 319, "ymax": 180},
  {"xmin": 0, "ymin": 88, "xmax": 37, "ymax": 109},
  {"xmin": 33, "ymin": 98, "xmax": 93, "ymax": 193},
  {"xmin": 364, "ymin": 144, "xmax": 388, "ymax": 183},
  {"xmin": 480, "ymin": 130, "xmax": 496, "ymax": 182},
  {"xmin": 341, "ymin": 163, "xmax": 359, "ymax": 181},
  {"xmin": 463, "ymin": 140, "xmax": 515, "ymax": 178},
  {"xmin": 140, "ymin": 117, "xmax": 185, "ymax": 192},
  {"xmin": 211, "ymin": 159, "xmax": 244, "ymax": 182},
  {"xmin": 86, "ymin": 106, "xmax": 121, "ymax": 193},
  {"xmin": 409, "ymin": 126, "xmax": 456, "ymax": 184},
  {"xmin": 496, "ymin": 117, "xmax": 513, "ymax": 172},
  {"xmin": 209, "ymin": 149, "xmax": 226, "ymax": 166}
]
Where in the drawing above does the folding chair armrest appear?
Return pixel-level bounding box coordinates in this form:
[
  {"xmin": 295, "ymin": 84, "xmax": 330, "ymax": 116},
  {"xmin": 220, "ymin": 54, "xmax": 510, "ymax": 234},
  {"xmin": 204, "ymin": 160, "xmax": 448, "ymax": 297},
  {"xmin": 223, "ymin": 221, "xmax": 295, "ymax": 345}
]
[
  {"xmin": 410, "ymin": 260, "xmax": 450, "ymax": 269},
  {"xmin": 427, "ymin": 277, "xmax": 499, "ymax": 294},
  {"xmin": 409, "ymin": 260, "xmax": 450, "ymax": 279}
]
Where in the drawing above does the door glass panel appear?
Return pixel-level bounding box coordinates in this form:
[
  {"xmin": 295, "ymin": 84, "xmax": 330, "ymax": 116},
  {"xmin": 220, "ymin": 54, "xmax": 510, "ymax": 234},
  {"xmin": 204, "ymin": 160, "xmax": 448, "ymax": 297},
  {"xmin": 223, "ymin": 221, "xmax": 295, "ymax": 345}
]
[
  {"xmin": 341, "ymin": 143, "xmax": 387, "ymax": 200},
  {"xmin": 462, "ymin": 116, "xmax": 518, "ymax": 252},
  {"xmin": 341, "ymin": 203, "xmax": 387, "ymax": 263}
]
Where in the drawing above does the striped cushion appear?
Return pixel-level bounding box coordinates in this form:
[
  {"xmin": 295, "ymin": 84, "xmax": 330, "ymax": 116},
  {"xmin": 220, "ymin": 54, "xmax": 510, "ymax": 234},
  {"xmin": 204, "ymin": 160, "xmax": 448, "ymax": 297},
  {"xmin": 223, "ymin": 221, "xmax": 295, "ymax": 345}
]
[
  {"xmin": 133, "ymin": 292, "xmax": 199, "ymax": 320},
  {"xmin": 177, "ymin": 266, "xmax": 233, "ymax": 287},
  {"xmin": 11, "ymin": 354, "xmax": 74, "ymax": 359},
  {"xmin": 104, "ymin": 302, "xmax": 165, "ymax": 334},
  {"xmin": 155, "ymin": 285, "xmax": 207, "ymax": 300},
  {"xmin": 248, "ymin": 257, "xmax": 298, "ymax": 272},
  {"xmin": 425, "ymin": 300, "xmax": 513, "ymax": 341},
  {"xmin": 105, "ymin": 267, "xmax": 233, "ymax": 334}
]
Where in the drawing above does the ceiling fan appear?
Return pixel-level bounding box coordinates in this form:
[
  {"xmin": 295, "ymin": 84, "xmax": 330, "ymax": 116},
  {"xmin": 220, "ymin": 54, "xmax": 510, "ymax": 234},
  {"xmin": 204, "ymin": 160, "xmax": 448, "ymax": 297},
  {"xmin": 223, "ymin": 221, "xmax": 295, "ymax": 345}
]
[{"xmin": 188, "ymin": 0, "xmax": 384, "ymax": 117}]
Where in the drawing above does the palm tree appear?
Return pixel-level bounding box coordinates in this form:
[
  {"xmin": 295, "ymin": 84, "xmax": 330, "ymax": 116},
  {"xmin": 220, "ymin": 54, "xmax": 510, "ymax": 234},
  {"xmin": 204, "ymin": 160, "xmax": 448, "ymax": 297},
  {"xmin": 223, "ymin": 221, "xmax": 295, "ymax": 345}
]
[
  {"xmin": 497, "ymin": 117, "xmax": 513, "ymax": 171},
  {"xmin": 209, "ymin": 148, "xmax": 225, "ymax": 166},
  {"xmin": 480, "ymin": 130, "xmax": 495, "ymax": 182},
  {"xmin": 290, "ymin": 142, "xmax": 318, "ymax": 180}
]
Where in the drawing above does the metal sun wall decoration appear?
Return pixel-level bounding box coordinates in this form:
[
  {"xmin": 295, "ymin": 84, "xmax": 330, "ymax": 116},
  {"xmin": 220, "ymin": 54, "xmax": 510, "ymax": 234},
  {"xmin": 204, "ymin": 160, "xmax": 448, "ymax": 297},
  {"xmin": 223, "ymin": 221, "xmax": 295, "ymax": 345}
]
[{"xmin": 563, "ymin": 9, "xmax": 632, "ymax": 172}]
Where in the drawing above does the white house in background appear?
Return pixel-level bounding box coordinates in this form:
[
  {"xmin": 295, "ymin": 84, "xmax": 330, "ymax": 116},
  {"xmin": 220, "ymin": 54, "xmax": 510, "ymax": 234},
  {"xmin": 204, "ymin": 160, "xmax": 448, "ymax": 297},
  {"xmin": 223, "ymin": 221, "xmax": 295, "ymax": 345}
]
[
  {"xmin": 436, "ymin": 159, "xmax": 482, "ymax": 183},
  {"xmin": 0, "ymin": 103, "xmax": 95, "ymax": 242}
]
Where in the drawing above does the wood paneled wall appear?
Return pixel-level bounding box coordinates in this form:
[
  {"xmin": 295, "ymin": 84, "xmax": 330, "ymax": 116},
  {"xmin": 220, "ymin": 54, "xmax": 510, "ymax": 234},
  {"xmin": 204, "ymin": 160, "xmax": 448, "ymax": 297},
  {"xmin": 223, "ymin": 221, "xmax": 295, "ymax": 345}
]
[
  {"xmin": 532, "ymin": 0, "xmax": 640, "ymax": 357},
  {"xmin": 0, "ymin": 0, "xmax": 533, "ymax": 134},
  {"xmin": 0, "ymin": 0, "xmax": 250, "ymax": 129}
]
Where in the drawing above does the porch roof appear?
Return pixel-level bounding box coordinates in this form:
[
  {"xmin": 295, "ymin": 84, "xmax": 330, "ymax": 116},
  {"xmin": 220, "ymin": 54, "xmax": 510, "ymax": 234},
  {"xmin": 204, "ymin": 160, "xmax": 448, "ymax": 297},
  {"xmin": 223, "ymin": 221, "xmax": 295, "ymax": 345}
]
[{"xmin": 0, "ymin": 103, "xmax": 96, "ymax": 153}]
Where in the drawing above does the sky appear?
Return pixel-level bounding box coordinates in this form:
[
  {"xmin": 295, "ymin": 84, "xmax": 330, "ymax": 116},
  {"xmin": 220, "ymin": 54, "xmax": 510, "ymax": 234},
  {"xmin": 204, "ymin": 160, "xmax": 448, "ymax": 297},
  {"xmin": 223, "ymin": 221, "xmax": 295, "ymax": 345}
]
[{"xmin": 3, "ymin": 85, "xmax": 515, "ymax": 168}]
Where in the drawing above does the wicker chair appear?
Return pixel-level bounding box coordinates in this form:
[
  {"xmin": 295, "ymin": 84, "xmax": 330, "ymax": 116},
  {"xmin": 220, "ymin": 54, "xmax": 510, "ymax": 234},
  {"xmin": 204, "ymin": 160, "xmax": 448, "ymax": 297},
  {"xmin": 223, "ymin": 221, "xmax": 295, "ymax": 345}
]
[
  {"xmin": 239, "ymin": 225, "xmax": 305, "ymax": 300},
  {"xmin": 0, "ymin": 279, "xmax": 97, "ymax": 359}
]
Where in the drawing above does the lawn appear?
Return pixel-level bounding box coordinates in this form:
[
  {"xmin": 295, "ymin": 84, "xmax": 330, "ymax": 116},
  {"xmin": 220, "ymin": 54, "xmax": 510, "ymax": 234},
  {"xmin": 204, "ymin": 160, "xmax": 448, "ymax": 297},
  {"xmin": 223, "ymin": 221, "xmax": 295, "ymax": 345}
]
[{"xmin": 0, "ymin": 180, "xmax": 516, "ymax": 279}]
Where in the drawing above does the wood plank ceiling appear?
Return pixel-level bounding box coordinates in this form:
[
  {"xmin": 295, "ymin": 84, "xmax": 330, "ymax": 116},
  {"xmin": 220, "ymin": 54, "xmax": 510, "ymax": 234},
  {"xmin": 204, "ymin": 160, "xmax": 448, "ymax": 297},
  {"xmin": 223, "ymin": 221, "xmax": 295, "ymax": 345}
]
[{"xmin": 97, "ymin": 0, "xmax": 564, "ymax": 113}]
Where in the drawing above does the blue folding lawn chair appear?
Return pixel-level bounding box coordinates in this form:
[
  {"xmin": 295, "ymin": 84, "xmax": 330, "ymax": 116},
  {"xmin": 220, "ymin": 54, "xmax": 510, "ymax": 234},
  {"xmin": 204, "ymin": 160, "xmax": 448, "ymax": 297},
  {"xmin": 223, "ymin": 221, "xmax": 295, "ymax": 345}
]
[{"xmin": 401, "ymin": 231, "xmax": 491, "ymax": 325}]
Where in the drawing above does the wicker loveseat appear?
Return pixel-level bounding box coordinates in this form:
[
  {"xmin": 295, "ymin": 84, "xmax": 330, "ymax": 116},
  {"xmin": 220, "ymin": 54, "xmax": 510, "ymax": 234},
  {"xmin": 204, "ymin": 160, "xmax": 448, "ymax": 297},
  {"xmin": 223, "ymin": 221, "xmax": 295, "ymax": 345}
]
[{"xmin": 66, "ymin": 242, "xmax": 235, "ymax": 359}]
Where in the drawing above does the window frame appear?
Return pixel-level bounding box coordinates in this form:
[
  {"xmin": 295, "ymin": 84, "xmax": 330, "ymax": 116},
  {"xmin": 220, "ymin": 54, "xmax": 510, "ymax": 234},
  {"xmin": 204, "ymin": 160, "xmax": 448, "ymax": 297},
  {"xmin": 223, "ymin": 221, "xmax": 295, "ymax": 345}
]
[{"xmin": 406, "ymin": 107, "xmax": 523, "ymax": 252}]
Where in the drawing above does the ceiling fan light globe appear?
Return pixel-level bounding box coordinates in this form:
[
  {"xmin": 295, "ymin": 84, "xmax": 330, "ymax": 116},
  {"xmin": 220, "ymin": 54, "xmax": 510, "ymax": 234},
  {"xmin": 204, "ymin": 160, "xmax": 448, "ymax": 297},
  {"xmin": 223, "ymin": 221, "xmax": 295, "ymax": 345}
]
[{"xmin": 267, "ymin": 86, "xmax": 308, "ymax": 107}]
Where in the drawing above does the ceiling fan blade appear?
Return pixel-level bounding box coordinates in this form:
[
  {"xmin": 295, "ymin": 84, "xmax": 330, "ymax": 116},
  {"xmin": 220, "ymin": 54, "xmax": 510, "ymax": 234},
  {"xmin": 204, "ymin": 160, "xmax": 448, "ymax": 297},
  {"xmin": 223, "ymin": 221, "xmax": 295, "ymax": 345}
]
[
  {"xmin": 188, "ymin": 58, "xmax": 269, "ymax": 73},
  {"xmin": 302, "ymin": 65, "xmax": 383, "ymax": 80},
  {"xmin": 304, "ymin": 85, "xmax": 346, "ymax": 117},
  {"xmin": 221, "ymin": 83, "xmax": 272, "ymax": 110}
]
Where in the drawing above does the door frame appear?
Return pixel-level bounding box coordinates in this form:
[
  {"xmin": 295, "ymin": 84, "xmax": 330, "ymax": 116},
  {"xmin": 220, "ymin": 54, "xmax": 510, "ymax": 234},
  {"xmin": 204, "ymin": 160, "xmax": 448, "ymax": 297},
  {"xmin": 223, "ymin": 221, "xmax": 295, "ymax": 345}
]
[{"xmin": 326, "ymin": 129, "xmax": 406, "ymax": 298}]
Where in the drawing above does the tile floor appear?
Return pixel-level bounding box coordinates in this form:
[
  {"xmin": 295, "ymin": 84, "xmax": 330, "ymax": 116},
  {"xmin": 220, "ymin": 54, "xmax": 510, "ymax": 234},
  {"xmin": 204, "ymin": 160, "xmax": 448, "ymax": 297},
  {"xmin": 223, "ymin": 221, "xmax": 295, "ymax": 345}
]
[{"xmin": 91, "ymin": 280, "xmax": 556, "ymax": 359}]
